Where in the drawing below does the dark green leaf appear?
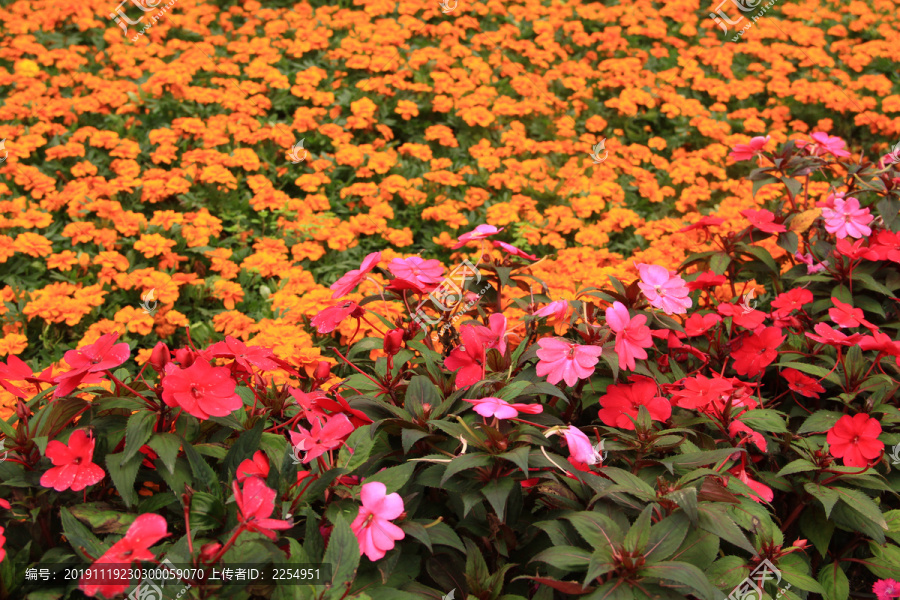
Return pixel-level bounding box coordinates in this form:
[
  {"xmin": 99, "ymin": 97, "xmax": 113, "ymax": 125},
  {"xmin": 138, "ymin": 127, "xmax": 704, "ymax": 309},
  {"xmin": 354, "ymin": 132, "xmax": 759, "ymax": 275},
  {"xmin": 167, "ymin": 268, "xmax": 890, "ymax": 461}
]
[
  {"xmin": 324, "ymin": 515, "xmax": 360, "ymax": 589},
  {"xmin": 817, "ymin": 562, "xmax": 849, "ymax": 600},
  {"xmin": 60, "ymin": 506, "xmax": 108, "ymax": 561},
  {"xmin": 639, "ymin": 561, "xmax": 719, "ymax": 600},
  {"xmin": 106, "ymin": 451, "xmax": 143, "ymax": 508},
  {"xmin": 183, "ymin": 441, "xmax": 222, "ymax": 499},
  {"xmin": 223, "ymin": 417, "xmax": 266, "ymax": 478},
  {"xmin": 147, "ymin": 433, "xmax": 182, "ymax": 475},
  {"xmin": 481, "ymin": 477, "xmax": 515, "ymax": 522}
]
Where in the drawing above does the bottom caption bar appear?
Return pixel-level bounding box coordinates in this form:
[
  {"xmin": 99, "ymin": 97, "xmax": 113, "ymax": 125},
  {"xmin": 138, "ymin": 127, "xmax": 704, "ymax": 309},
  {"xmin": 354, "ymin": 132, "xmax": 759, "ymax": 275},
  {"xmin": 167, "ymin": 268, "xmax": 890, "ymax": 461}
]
[{"xmin": 24, "ymin": 562, "xmax": 332, "ymax": 586}]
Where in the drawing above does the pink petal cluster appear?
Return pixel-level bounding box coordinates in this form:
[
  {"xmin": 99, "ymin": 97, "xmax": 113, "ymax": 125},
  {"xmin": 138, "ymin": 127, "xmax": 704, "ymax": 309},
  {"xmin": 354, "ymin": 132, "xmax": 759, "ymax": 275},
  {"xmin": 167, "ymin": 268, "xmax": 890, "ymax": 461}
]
[
  {"xmin": 535, "ymin": 337, "xmax": 603, "ymax": 387},
  {"xmin": 798, "ymin": 131, "xmax": 851, "ymax": 157},
  {"xmin": 821, "ymin": 196, "xmax": 873, "ymax": 239},
  {"xmin": 464, "ymin": 396, "xmax": 543, "ymax": 420},
  {"xmin": 351, "ymin": 482, "xmax": 405, "ymax": 561},
  {"xmin": 289, "ymin": 413, "xmax": 355, "ymax": 463},
  {"xmin": 605, "ymin": 302, "xmax": 653, "ymax": 371},
  {"xmin": 452, "ymin": 224, "xmax": 503, "ymax": 249},
  {"xmin": 493, "ymin": 240, "xmax": 537, "ymax": 260},
  {"xmin": 729, "ymin": 136, "xmax": 770, "ymax": 161},
  {"xmin": 635, "ymin": 263, "xmax": 692, "ymax": 315},
  {"xmin": 330, "ymin": 252, "xmax": 382, "ymax": 299},
  {"xmin": 388, "ymin": 257, "xmax": 444, "ymax": 287}
]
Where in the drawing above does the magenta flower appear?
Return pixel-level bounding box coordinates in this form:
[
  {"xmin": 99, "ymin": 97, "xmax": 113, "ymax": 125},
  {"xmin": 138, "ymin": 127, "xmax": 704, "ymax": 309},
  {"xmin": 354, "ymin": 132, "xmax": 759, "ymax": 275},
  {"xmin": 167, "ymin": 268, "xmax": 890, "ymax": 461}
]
[
  {"xmin": 874, "ymin": 579, "xmax": 900, "ymax": 600},
  {"xmin": 794, "ymin": 252, "xmax": 828, "ymax": 274},
  {"xmin": 451, "ymin": 224, "xmax": 503, "ymax": 249},
  {"xmin": 635, "ymin": 263, "xmax": 692, "ymax": 315},
  {"xmin": 560, "ymin": 427, "xmax": 597, "ymax": 465},
  {"xmin": 729, "ymin": 135, "xmax": 770, "ymax": 161},
  {"xmin": 741, "ymin": 209, "xmax": 785, "ymax": 234},
  {"xmin": 388, "ymin": 257, "xmax": 444, "ymax": 287},
  {"xmin": 330, "ymin": 252, "xmax": 382, "ymax": 299},
  {"xmin": 821, "ymin": 196, "xmax": 873, "ymax": 239},
  {"xmin": 289, "ymin": 413, "xmax": 355, "ymax": 463},
  {"xmin": 475, "ymin": 313, "xmax": 509, "ymax": 355},
  {"xmin": 535, "ymin": 337, "xmax": 603, "ymax": 387},
  {"xmin": 534, "ymin": 299, "xmax": 569, "ymax": 320},
  {"xmin": 798, "ymin": 131, "xmax": 851, "ymax": 158},
  {"xmin": 492, "ymin": 240, "xmax": 537, "ymax": 260},
  {"xmin": 605, "ymin": 302, "xmax": 653, "ymax": 371},
  {"xmin": 351, "ymin": 482, "xmax": 405, "ymax": 561},
  {"xmin": 464, "ymin": 396, "xmax": 543, "ymax": 419}
]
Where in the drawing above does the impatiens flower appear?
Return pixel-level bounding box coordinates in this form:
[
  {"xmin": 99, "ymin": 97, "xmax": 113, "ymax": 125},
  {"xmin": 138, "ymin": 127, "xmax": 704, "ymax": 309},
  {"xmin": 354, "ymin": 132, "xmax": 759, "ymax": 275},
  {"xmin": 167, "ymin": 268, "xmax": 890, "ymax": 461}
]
[
  {"xmin": 635, "ymin": 263, "xmax": 692, "ymax": 315},
  {"xmin": 475, "ymin": 313, "xmax": 509, "ymax": 355},
  {"xmin": 605, "ymin": 301, "xmax": 653, "ymax": 371},
  {"xmin": 161, "ymin": 359, "xmax": 243, "ymax": 420},
  {"xmin": 0, "ymin": 526, "xmax": 5, "ymax": 563},
  {"xmin": 351, "ymin": 481, "xmax": 405, "ymax": 561},
  {"xmin": 598, "ymin": 379, "xmax": 671, "ymax": 430},
  {"xmin": 80, "ymin": 514, "xmax": 169, "ymax": 597},
  {"xmin": 671, "ymin": 374, "xmax": 733, "ymax": 410},
  {"xmin": 729, "ymin": 420, "xmax": 767, "ymax": 453},
  {"xmin": 53, "ymin": 333, "xmax": 131, "ymax": 398},
  {"xmin": 794, "ymin": 252, "xmax": 828, "ymax": 274},
  {"xmin": 311, "ymin": 301, "xmax": 362, "ymax": 334},
  {"xmin": 729, "ymin": 135, "xmax": 770, "ymax": 161},
  {"xmin": 728, "ymin": 463, "xmax": 774, "ymax": 504},
  {"xmin": 444, "ymin": 325, "xmax": 486, "ymax": 388},
  {"xmin": 451, "ymin": 224, "xmax": 503, "ymax": 249},
  {"xmin": 827, "ymin": 413, "xmax": 884, "ymax": 468},
  {"xmin": 741, "ymin": 208, "xmax": 785, "ymax": 233},
  {"xmin": 683, "ymin": 313, "xmax": 721, "ymax": 337},
  {"xmin": 236, "ymin": 450, "xmax": 270, "ymax": 482},
  {"xmin": 717, "ymin": 302, "xmax": 767, "ymax": 330},
  {"xmin": 464, "ymin": 396, "xmax": 543, "ymax": 420},
  {"xmin": 388, "ymin": 257, "xmax": 444, "ymax": 287},
  {"xmin": 859, "ymin": 332, "xmax": 900, "ymax": 357},
  {"xmin": 821, "ymin": 196, "xmax": 873, "ymax": 239},
  {"xmin": 874, "ymin": 579, "xmax": 900, "ymax": 600},
  {"xmin": 330, "ymin": 251, "xmax": 382, "ymax": 299},
  {"xmin": 781, "ymin": 368, "xmax": 825, "ymax": 398},
  {"xmin": 829, "ymin": 298, "xmax": 874, "ymax": 329},
  {"xmin": 731, "ymin": 327, "xmax": 785, "ymax": 377},
  {"xmin": 534, "ymin": 299, "xmax": 571, "ymax": 335},
  {"xmin": 40, "ymin": 430, "xmax": 104, "ymax": 492},
  {"xmin": 492, "ymin": 240, "xmax": 537, "ymax": 260},
  {"xmin": 866, "ymin": 229, "xmax": 900, "ymax": 263},
  {"xmin": 687, "ymin": 271, "xmax": 727, "ymax": 291},
  {"xmin": 560, "ymin": 427, "xmax": 597, "ymax": 465},
  {"xmin": 0, "ymin": 355, "xmax": 53, "ymax": 399},
  {"xmin": 209, "ymin": 335, "xmax": 280, "ymax": 372},
  {"xmin": 806, "ymin": 323, "xmax": 865, "ymax": 347},
  {"xmin": 535, "ymin": 337, "xmax": 603, "ymax": 387},
  {"xmin": 234, "ymin": 476, "xmax": 292, "ymax": 539},
  {"xmin": 770, "ymin": 288, "xmax": 813, "ymax": 319},
  {"xmin": 680, "ymin": 216, "xmax": 725, "ymax": 232},
  {"xmin": 797, "ymin": 131, "xmax": 851, "ymax": 157},
  {"xmin": 289, "ymin": 413, "xmax": 355, "ymax": 463}
]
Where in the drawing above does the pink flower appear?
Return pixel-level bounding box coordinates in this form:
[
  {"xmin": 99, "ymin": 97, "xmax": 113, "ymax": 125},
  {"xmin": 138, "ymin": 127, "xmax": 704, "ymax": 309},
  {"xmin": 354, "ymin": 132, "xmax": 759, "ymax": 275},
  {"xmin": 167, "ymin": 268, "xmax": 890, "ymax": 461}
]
[
  {"xmin": 671, "ymin": 374, "xmax": 733, "ymax": 411},
  {"xmin": 351, "ymin": 482, "xmax": 405, "ymax": 561},
  {"xmin": 0, "ymin": 526, "xmax": 5, "ymax": 563},
  {"xmin": 535, "ymin": 337, "xmax": 603, "ymax": 387},
  {"xmin": 53, "ymin": 333, "xmax": 131, "ymax": 398},
  {"xmin": 534, "ymin": 299, "xmax": 569, "ymax": 320},
  {"xmin": 635, "ymin": 263, "xmax": 692, "ymax": 315},
  {"xmin": 311, "ymin": 301, "xmax": 362, "ymax": 334},
  {"xmin": 605, "ymin": 301, "xmax": 653, "ymax": 371},
  {"xmin": 794, "ymin": 252, "xmax": 828, "ymax": 274},
  {"xmin": 822, "ymin": 196, "xmax": 873, "ymax": 239},
  {"xmin": 806, "ymin": 323, "xmax": 865, "ymax": 347},
  {"xmin": 444, "ymin": 325, "xmax": 486, "ymax": 387},
  {"xmin": 741, "ymin": 209, "xmax": 786, "ymax": 233},
  {"xmin": 236, "ymin": 450, "xmax": 270, "ymax": 482},
  {"xmin": 874, "ymin": 579, "xmax": 900, "ymax": 600},
  {"xmin": 80, "ymin": 514, "xmax": 169, "ymax": 597},
  {"xmin": 464, "ymin": 396, "xmax": 543, "ymax": 419},
  {"xmin": 829, "ymin": 298, "xmax": 873, "ymax": 329},
  {"xmin": 388, "ymin": 257, "xmax": 444, "ymax": 287},
  {"xmin": 492, "ymin": 240, "xmax": 537, "ymax": 260},
  {"xmin": 233, "ymin": 476, "xmax": 293, "ymax": 540},
  {"xmin": 161, "ymin": 359, "xmax": 243, "ymax": 420},
  {"xmin": 598, "ymin": 379, "xmax": 671, "ymax": 429},
  {"xmin": 560, "ymin": 427, "xmax": 598, "ymax": 465},
  {"xmin": 40, "ymin": 430, "xmax": 105, "ymax": 492},
  {"xmin": 451, "ymin": 224, "xmax": 503, "ymax": 249},
  {"xmin": 729, "ymin": 136, "xmax": 770, "ymax": 161},
  {"xmin": 798, "ymin": 131, "xmax": 851, "ymax": 158},
  {"xmin": 684, "ymin": 313, "xmax": 721, "ymax": 337},
  {"xmin": 477, "ymin": 313, "xmax": 509, "ymax": 355},
  {"xmin": 289, "ymin": 413, "xmax": 355, "ymax": 463},
  {"xmin": 330, "ymin": 251, "xmax": 382, "ymax": 299}
]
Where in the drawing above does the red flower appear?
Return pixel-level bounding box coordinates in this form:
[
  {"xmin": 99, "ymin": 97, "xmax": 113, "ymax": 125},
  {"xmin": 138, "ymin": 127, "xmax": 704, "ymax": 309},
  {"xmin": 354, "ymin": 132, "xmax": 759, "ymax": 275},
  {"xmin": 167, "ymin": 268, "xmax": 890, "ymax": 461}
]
[
  {"xmin": 728, "ymin": 463, "xmax": 773, "ymax": 503},
  {"xmin": 806, "ymin": 323, "xmax": 865, "ymax": 347},
  {"xmin": 0, "ymin": 355, "xmax": 54, "ymax": 399},
  {"xmin": 40, "ymin": 430, "xmax": 105, "ymax": 492},
  {"xmin": 859, "ymin": 333, "xmax": 900, "ymax": 357},
  {"xmin": 452, "ymin": 224, "xmax": 503, "ymax": 249},
  {"xmin": 866, "ymin": 230, "xmax": 900, "ymax": 263},
  {"xmin": 80, "ymin": 514, "xmax": 169, "ymax": 597},
  {"xmin": 53, "ymin": 333, "xmax": 130, "ymax": 398},
  {"xmin": 209, "ymin": 336, "xmax": 280, "ymax": 373},
  {"xmin": 827, "ymin": 414, "xmax": 884, "ymax": 468},
  {"xmin": 729, "ymin": 420, "xmax": 767, "ymax": 452},
  {"xmin": 829, "ymin": 298, "xmax": 874, "ymax": 330},
  {"xmin": 684, "ymin": 313, "xmax": 721, "ymax": 337},
  {"xmin": 236, "ymin": 450, "xmax": 270, "ymax": 482},
  {"xmin": 311, "ymin": 301, "xmax": 362, "ymax": 334},
  {"xmin": 687, "ymin": 271, "xmax": 727, "ymax": 291},
  {"xmin": 444, "ymin": 325, "xmax": 486, "ymax": 388},
  {"xmin": 289, "ymin": 413, "xmax": 355, "ymax": 463},
  {"xmin": 717, "ymin": 302, "xmax": 767, "ymax": 330},
  {"xmin": 161, "ymin": 359, "xmax": 243, "ymax": 420},
  {"xmin": 770, "ymin": 288, "xmax": 813, "ymax": 319},
  {"xmin": 0, "ymin": 526, "xmax": 5, "ymax": 563},
  {"xmin": 330, "ymin": 251, "xmax": 382, "ymax": 299},
  {"xmin": 741, "ymin": 209, "xmax": 786, "ymax": 233},
  {"xmin": 781, "ymin": 368, "xmax": 825, "ymax": 398},
  {"xmin": 233, "ymin": 476, "xmax": 292, "ymax": 540},
  {"xmin": 679, "ymin": 216, "xmax": 725, "ymax": 232},
  {"xmin": 671, "ymin": 374, "xmax": 733, "ymax": 410},
  {"xmin": 731, "ymin": 327, "xmax": 784, "ymax": 377},
  {"xmin": 729, "ymin": 136, "xmax": 770, "ymax": 161},
  {"xmin": 598, "ymin": 379, "xmax": 671, "ymax": 430}
]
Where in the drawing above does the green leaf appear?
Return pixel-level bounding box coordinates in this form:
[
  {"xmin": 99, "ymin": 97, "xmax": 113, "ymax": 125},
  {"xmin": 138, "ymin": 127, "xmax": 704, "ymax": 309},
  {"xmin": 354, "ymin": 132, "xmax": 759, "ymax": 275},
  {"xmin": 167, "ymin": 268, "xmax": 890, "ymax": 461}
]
[
  {"xmin": 817, "ymin": 562, "xmax": 849, "ymax": 600},
  {"xmin": 122, "ymin": 410, "xmax": 157, "ymax": 463},
  {"xmin": 400, "ymin": 427, "xmax": 430, "ymax": 455},
  {"xmin": 623, "ymin": 506, "xmax": 653, "ymax": 554},
  {"xmin": 223, "ymin": 417, "xmax": 266, "ymax": 479},
  {"xmin": 399, "ymin": 520, "xmax": 432, "ymax": 553},
  {"xmin": 147, "ymin": 433, "xmax": 181, "ymax": 475},
  {"xmin": 481, "ymin": 477, "xmax": 515, "ymax": 522},
  {"xmin": 419, "ymin": 521, "xmax": 465, "ymax": 552},
  {"xmin": 340, "ymin": 424, "xmax": 377, "ymax": 472},
  {"xmin": 665, "ymin": 488, "xmax": 698, "ymax": 524},
  {"xmin": 405, "ymin": 376, "xmax": 442, "ymax": 417},
  {"xmin": 698, "ymin": 506, "xmax": 756, "ymax": 555},
  {"xmin": 645, "ymin": 512, "xmax": 690, "ymax": 563},
  {"xmin": 106, "ymin": 451, "xmax": 143, "ymax": 508},
  {"xmin": 710, "ymin": 252, "xmax": 731, "ymax": 275},
  {"xmin": 183, "ymin": 441, "xmax": 222, "ymax": 499},
  {"xmin": 777, "ymin": 231, "xmax": 799, "ymax": 255},
  {"xmin": 324, "ymin": 515, "xmax": 360, "ymax": 590},
  {"xmin": 800, "ymin": 507, "xmax": 834, "ymax": 557},
  {"xmin": 777, "ymin": 459, "xmax": 818, "ymax": 477},
  {"xmin": 658, "ymin": 448, "xmax": 744, "ymax": 471},
  {"xmin": 365, "ymin": 461, "xmax": 415, "ymax": 494},
  {"xmin": 738, "ymin": 409, "xmax": 788, "ymax": 434},
  {"xmin": 779, "ymin": 553, "xmax": 825, "ymax": 594},
  {"xmin": 563, "ymin": 512, "xmax": 621, "ymax": 549},
  {"xmin": 777, "ymin": 361, "xmax": 835, "ymax": 381},
  {"xmin": 797, "ymin": 410, "xmax": 844, "ymax": 435},
  {"xmin": 833, "ymin": 487, "xmax": 888, "ymax": 531},
  {"xmin": 804, "ymin": 483, "xmax": 840, "ymax": 518},
  {"xmin": 189, "ymin": 491, "xmax": 225, "ymax": 532},
  {"xmin": 706, "ymin": 556, "xmax": 747, "ymax": 590},
  {"xmin": 742, "ymin": 245, "xmax": 779, "ymax": 275},
  {"xmin": 531, "ymin": 546, "xmax": 592, "ymax": 571},
  {"xmin": 441, "ymin": 453, "xmax": 493, "ymax": 486},
  {"xmin": 69, "ymin": 503, "xmax": 137, "ymax": 535},
  {"xmin": 639, "ymin": 561, "xmax": 719, "ymax": 600},
  {"xmin": 499, "ymin": 446, "xmax": 530, "ymax": 476},
  {"xmin": 60, "ymin": 506, "xmax": 108, "ymax": 561}
]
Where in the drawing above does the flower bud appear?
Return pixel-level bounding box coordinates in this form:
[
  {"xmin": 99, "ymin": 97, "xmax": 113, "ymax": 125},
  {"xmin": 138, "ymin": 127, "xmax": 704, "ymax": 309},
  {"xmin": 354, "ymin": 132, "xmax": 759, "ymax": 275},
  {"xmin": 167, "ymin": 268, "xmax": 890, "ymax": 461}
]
[
  {"xmin": 174, "ymin": 348, "xmax": 195, "ymax": 368},
  {"xmin": 149, "ymin": 342, "xmax": 170, "ymax": 374},
  {"xmin": 314, "ymin": 361, "xmax": 331, "ymax": 381},
  {"xmin": 200, "ymin": 542, "xmax": 222, "ymax": 563},
  {"xmin": 383, "ymin": 328, "xmax": 404, "ymax": 356}
]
